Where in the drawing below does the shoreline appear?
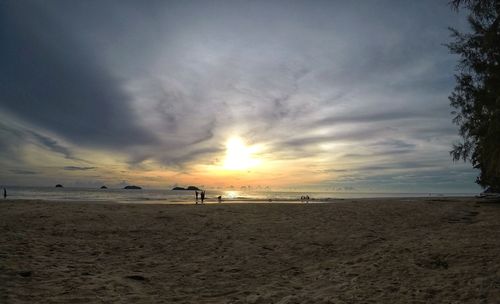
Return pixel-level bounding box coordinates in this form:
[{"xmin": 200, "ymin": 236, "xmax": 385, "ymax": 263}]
[{"xmin": 0, "ymin": 195, "xmax": 479, "ymax": 206}]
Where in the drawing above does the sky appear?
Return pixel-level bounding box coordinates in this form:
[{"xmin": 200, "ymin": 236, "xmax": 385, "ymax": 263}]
[{"xmin": 0, "ymin": 0, "xmax": 481, "ymax": 192}]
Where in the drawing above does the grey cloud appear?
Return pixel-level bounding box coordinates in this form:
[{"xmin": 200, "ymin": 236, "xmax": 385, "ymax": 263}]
[
  {"xmin": 158, "ymin": 147, "xmax": 224, "ymax": 169},
  {"xmin": 371, "ymin": 139, "xmax": 416, "ymax": 149},
  {"xmin": 0, "ymin": 1, "xmax": 157, "ymax": 149},
  {"xmin": 314, "ymin": 110, "xmax": 428, "ymax": 127},
  {"xmin": 342, "ymin": 149, "xmax": 414, "ymax": 159},
  {"xmin": 10, "ymin": 169, "xmax": 37, "ymax": 175},
  {"xmin": 354, "ymin": 161, "xmax": 438, "ymax": 172},
  {"xmin": 27, "ymin": 131, "xmax": 74, "ymax": 160},
  {"xmin": 279, "ymin": 126, "xmax": 391, "ymax": 148},
  {"xmin": 64, "ymin": 166, "xmax": 96, "ymax": 171},
  {"xmin": 0, "ymin": 120, "xmax": 79, "ymax": 162},
  {"xmin": 0, "ymin": 122, "xmax": 24, "ymax": 162}
]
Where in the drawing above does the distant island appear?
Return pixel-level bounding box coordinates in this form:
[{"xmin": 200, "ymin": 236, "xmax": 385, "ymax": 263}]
[
  {"xmin": 55, "ymin": 184, "xmax": 63, "ymax": 188},
  {"xmin": 100, "ymin": 185, "xmax": 108, "ymax": 189},
  {"xmin": 172, "ymin": 186, "xmax": 201, "ymax": 191},
  {"xmin": 124, "ymin": 185, "xmax": 142, "ymax": 190}
]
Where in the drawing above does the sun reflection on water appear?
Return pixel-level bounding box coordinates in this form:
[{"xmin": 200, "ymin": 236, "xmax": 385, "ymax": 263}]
[{"xmin": 224, "ymin": 190, "xmax": 239, "ymax": 199}]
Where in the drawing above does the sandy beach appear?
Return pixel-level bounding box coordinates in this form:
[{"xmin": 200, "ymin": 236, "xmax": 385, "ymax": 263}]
[{"xmin": 1, "ymin": 198, "xmax": 499, "ymax": 303}]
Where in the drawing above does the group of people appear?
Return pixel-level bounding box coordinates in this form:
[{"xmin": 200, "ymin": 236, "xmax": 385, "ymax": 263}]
[
  {"xmin": 195, "ymin": 190, "xmax": 206, "ymax": 204},
  {"xmin": 195, "ymin": 190, "xmax": 313, "ymax": 204},
  {"xmin": 195, "ymin": 190, "xmax": 223, "ymax": 204},
  {"xmin": 300, "ymin": 195, "xmax": 310, "ymax": 203}
]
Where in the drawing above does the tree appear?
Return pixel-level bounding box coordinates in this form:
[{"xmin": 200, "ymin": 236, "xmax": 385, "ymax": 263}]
[{"xmin": 448, "ymin": 0, "xmax": 500, "ymax": 191}]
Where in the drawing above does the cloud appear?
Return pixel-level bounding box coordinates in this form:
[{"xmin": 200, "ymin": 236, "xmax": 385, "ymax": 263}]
[
  {"xmin": 0, "ymin": 120, "xmax": 77, "ymax": 161},
  {"xmin": 0, "ymin": 0, "xmax": 478, "ymax": 191},
  {"xmin": 9, "ymin": 169, "xmax": 37, "ymax": 175},
  {"xmin": 27, "ymin": 131, "xmax": 74, "ymax": 160},
  {"xmin": 63, "ymin": 166, "xmax": 96, "ymax": 171},
  {"xmin": 0, "ymin": 1, "xmax": 157, "ymax": 149}
]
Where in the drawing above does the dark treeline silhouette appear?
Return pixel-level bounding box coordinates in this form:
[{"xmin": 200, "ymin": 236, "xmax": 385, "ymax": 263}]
[{"xmin": 448, "ymin": 0, "xmax": 500, "ymax": 191}]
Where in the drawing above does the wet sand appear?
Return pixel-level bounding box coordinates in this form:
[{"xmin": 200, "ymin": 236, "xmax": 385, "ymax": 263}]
[{"xmin": 1, "ymin": 197, "xmax": 499, "ymax": 303}]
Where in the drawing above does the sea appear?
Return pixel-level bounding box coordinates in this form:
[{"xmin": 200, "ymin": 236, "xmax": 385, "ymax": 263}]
[{"xmin": 1, "ymin": 186, "xmax": 477, "ymax": 204}]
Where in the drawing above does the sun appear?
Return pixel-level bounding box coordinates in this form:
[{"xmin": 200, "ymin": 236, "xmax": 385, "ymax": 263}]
[{"xmin": 223, "ymin": 137, "xmax": 261, "ymax": 170}]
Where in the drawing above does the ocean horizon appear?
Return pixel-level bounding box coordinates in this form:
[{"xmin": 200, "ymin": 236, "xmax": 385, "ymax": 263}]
[{"xmin": 1, "ymin": 186, "xmax": 478, "ymax": 204}]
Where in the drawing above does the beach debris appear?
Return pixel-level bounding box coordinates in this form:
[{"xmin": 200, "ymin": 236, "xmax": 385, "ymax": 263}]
[
  {"xmin": 125, "ymin": 275, "xmax": 147, "ymax": 281},
  {"xmin": 18, "ymin": 271, "xmax": 32, "ymax": 277},
  {"xmin": 430, "ymin": 257, "xmax": 449, "ymax": 269},
  {"xmin": 416, "ymin": 255, "xmax": 449, "ymax": 270}
]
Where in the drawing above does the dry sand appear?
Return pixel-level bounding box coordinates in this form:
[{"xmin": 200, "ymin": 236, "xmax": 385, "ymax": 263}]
[{"xmin": 1, "ymin": 198, "xmax": 499, "ymax": 303}]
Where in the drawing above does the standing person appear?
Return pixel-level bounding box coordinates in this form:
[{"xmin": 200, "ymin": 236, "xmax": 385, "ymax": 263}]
[
  {"xmin": 195, "ymin": 191, "xmax": 199, "ymax": 203},
  {"xmin": 3, "ymin": 188, "xmax": 6, "ymax": 199},
  {"xmin": 217, "ymin": 195, "xmax": 222, "ymax": 203},
  {"xmin": 201, "ymin": 190, "xmax": 205, "ymax": 204}
]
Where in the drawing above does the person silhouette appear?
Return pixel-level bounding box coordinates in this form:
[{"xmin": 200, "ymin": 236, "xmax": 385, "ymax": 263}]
[
  {"xmin": 195, "ymin": 191, "xmax": 199, "ymax": 203},
  {"xmin": 201, "ymin": 191, "xmax": 205, "ymax": 204},
  {"xmin": 217, "ymin": 195, "xmax": 222, "ymax": 203},
  {"xmin": 3, "ymin": 188, "xmax": 6, "ymax": 199}
]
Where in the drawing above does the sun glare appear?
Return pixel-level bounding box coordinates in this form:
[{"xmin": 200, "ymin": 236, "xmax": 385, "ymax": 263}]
[{"xmin": 223, "ymin": 137, "xmax": 260, "ymax": 170}]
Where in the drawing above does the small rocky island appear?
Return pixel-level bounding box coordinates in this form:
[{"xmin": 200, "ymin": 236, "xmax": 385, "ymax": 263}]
[
  {"xmin": 124, "ymin": 185, "xmax": 142, "ymax": 190},
  {"xmin": 100, "ymin": 185, "xmax": 108, "ymax": 189},
  {"xmin": 172, "ymin": 186, "xmax": 201, "ymax": 191},
  {"xmin": 55, "ymin": 184, "xmax": 63, "ymax": 188}
]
